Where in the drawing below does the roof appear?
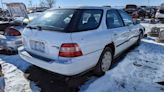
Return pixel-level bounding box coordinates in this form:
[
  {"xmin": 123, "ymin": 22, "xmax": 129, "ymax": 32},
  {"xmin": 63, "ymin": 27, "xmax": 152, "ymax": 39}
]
[{"xmin": 48, "ymin": 6, "xmax": 112, "ymax": 10}]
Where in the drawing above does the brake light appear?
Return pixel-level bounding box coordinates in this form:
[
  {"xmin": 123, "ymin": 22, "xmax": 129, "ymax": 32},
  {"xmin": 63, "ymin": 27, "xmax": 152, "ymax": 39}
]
[
  {"xmin": 5, "ymin": 27, "xmax": 21, "ymax": 36},
  {"xmin": 59, "ymin": 43, "xmax": 83, "ymax": 57}
]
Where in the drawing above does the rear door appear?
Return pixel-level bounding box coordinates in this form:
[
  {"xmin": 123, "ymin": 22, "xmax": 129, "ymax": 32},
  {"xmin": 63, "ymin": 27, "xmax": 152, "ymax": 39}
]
[
  {"xmin": 71, "ymin": 9, "xmax": 103, "ymax": 56},
  {"xmin": 106, "ymin": 9, "xmax": 130, "ymax": 55}
]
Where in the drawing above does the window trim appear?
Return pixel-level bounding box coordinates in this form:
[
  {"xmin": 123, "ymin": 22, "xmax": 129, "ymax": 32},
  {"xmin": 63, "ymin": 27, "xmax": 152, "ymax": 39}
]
[
  {"xmin": 106, "ymin": 9, "xmax": 124, "ymax": 29},
  {"xmin": 118, "ymin": 9, "xmax": 134, "ymax": 27}
]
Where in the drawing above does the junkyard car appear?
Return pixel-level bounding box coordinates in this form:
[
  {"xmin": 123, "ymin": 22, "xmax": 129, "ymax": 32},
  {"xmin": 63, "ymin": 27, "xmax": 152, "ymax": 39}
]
[
  {"xmin": 0, "ymin": 13, "xmax": 40, "ymax": 53},
  {"xmin": 19, "ymin": 6, "xmax": 145, "ymax": 76},
  {"xmin": 156, "ymin": 3, "xmax": 164, "ymax": 22},
  {"xmin": 124, "ymin": 4, "xmax": 138, "ymax": 18},
  {"xmin": 0, "ymin": 3, "xmax": 40, "ymax": 53}
]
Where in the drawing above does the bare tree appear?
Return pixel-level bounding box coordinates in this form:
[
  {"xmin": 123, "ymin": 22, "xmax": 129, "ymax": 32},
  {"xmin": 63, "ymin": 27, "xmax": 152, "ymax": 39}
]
[
  {"xmin": 28, "ymin": 0, "xmax": 33, "ymax": 7},
  {"xmin": 46, "ymin": 0, "xmax": 55, "ymax": 8},
  {"xmin": 39, "ymin": 0, "xmax": 55, "ymax": 8},
  {"xmin": 39, "ymin": 0, "xmax": 46, "ymax": 7}
]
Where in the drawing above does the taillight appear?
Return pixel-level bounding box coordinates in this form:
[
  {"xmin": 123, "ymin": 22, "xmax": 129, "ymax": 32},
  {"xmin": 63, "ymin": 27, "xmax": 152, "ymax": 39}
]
[
  {"xmin": 59, "ymin": 43, "xmax": 83, "ymax": 57},
  {"xmin": 5, "ymin": 27, "xmax": 21, "ymax": 36}
]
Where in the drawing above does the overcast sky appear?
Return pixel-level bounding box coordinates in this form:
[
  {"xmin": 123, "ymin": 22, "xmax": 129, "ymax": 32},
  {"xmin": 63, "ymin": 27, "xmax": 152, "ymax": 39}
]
[{"xmin": 0, "ymin": 0, "xmax": 163, "ymax": 8}]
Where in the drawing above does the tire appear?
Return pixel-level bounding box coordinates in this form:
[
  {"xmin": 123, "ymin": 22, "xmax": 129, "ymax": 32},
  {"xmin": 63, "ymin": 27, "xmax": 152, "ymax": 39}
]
[
  {"xmin": 135, "ymin": 32, "xmax": 143, "ymax": 46},
  {"xmin": 94, "ymin": 47, "xmax": 113, "ymax": 76}
]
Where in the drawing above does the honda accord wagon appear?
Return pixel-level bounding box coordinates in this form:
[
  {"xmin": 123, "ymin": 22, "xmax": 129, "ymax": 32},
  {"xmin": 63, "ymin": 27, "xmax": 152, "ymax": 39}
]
[{"xmin": 19, "ymin": 6, "xmax": 144, "ymax": 76}]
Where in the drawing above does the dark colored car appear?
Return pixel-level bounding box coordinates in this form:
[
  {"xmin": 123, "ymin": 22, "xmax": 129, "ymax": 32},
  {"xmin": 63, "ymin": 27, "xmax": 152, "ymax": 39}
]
[
  {"xmin": 138, "ymin": 6, "xmax": 156, "ymax": 18},
  {"xmin": 124, "ymin": 4, "xmax": 138, "ymax": 18}
]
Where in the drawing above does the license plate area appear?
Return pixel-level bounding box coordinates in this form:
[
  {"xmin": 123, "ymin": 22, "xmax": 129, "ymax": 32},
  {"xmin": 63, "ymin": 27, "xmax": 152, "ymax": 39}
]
[{"xmin": 30, "ymin": 40, "xmax": 45, "ymax": 53}]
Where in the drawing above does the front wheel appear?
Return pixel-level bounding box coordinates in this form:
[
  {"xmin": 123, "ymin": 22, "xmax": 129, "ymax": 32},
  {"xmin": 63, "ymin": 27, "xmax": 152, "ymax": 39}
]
[
  {"xmin": 135, "ymin": 32, "xmax": 143, "ymax": 46},
  {"xmin": 94, "ymin": 47, "xmax": 113, "ymax": 76}
]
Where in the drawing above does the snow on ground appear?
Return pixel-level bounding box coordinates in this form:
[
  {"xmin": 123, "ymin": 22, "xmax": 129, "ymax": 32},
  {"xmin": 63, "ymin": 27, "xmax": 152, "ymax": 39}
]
[
  {"xmin": 0, "ymin": 37, "xmax": 164, "ymax": 92},
  {"xmin": 0, "ymin": 61, "xmax": 32, "ymax": 92},
  {"xmin": 0, "ymin": 30, "xmax": 164, "ymax": 92},
  {"xmin": 0, "ymin": 57, "xmax": 40, "ymax": 92},
  {"xmin": 141, "ymin": 23, "xmax": 164, "ymax": 34},
  {"xmin": 80, "ymin": 38, "xmax": 164, "ymax": 92}
]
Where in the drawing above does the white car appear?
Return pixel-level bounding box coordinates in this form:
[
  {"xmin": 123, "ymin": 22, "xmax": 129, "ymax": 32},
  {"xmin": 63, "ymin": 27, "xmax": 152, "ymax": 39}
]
[
  {"xmin": 156, "ymin": 3, "xmax": 164, "ymax": 21},
  {"xmin": 19, "ymin": 6, "xmax": 144, "ymax": 76}
]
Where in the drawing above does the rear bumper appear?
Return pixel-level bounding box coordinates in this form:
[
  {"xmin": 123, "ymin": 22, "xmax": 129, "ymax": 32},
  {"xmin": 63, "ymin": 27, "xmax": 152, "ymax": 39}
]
[
  {"xmin": 0, "ymin": 35, "xmax": 22, "ymax": 51},
  {"xmin": 18, "ymin": 46, "xmax": 101, "ymax": 76}
]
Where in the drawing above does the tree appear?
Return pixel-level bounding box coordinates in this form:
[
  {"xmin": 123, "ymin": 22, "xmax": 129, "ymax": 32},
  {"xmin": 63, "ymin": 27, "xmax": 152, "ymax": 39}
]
[
  {"xmin": 46, "ymin": 0, "xmax": 55, "ymax": 8},
  {"xmin": 39, "ymin": 0, "xmax": 55, "ymax": 8},
  {"xmin": 39, "ymin": 0, "xmax": 46, "ymax": 7},
  {"xmin": 28, "ymin": 0, "xmax": 33, "ymax": 7}
]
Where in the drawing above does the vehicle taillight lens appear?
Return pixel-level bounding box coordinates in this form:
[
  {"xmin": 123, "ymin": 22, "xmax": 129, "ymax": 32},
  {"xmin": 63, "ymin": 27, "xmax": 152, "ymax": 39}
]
[
  {"xmin": 5, "ymin": 27, "xmax": 21, "ymax": 36},
  {"xmin": 59, "ymin": 43, "xmax": 83, "ymax": 57}
]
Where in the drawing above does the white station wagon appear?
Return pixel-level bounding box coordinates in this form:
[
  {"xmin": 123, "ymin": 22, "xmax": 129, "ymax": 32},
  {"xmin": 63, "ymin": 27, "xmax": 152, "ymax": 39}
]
[{"xmin": 19, "ymin": 6, "xmax": 144, "ymax": 76}]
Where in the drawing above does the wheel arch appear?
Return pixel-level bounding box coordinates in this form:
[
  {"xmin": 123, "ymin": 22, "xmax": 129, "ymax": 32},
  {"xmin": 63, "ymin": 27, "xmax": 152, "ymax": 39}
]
[{"xmin": 104, "ymin": 42, "xmax": 115, "ymax": 56}]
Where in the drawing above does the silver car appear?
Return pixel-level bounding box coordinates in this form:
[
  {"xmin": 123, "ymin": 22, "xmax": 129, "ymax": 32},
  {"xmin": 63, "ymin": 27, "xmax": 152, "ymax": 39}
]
[{"xmin": 0, "ymin": 13, "xmax": 39, "ymax": 53}]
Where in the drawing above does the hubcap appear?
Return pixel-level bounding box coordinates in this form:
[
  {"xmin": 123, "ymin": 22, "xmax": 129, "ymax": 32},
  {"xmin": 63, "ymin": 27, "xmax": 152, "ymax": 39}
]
[{"xmin": 101, "ymin": 51, "xmax": 112, "ymax": 72}]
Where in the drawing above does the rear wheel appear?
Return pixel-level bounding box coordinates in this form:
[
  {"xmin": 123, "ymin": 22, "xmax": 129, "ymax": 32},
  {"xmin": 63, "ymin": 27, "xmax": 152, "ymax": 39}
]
[{"xmin": 94, "ymin": 47, "xmax": 113, "ymax": 76}]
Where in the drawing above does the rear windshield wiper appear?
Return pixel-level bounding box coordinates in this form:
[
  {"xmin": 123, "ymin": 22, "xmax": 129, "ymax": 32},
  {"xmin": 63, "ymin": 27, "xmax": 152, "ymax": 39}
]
[
  {"xmin": 26, "ymin": 26, "xmax": 37, "ymax": 30},
  {"xmin": 26, "ymin": 25, "xmax": 42, "ymax": 31}
]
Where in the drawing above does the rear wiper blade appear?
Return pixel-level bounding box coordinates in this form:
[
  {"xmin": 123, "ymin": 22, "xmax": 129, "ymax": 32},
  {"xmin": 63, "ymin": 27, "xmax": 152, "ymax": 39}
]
[
  {"xmin": 27, "ymin": 25, "xmax": 42, "ymax": 31},
  {"xmin": 36, "ymin": 25, "xmax": 42, "ymax": 31},
  {"xmin": 26, "ymin": 26, "xmax": 37, "ymax": 29}
]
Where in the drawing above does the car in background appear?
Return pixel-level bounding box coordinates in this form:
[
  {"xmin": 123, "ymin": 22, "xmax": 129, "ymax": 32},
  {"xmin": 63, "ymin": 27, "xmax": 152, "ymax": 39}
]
[
  {"xmin": 156, "ymin": 3, "xmax": 164, "ymax": 22},
  {"xmin": 138, "ymin": 6, "xmax": 156, "ymax": 18},
  {"xmin": 19, "ymin": 6, "xmax": 145, "ymax": 76},
  {"xmin": 27, "ymin": 7, "xmax": 49, "ymax": 13},
  {"xmin": 0, "ymin": 13, "xmax": 40, "ymax": 54},
  {"xmin": 124, "ymin": 4, "xmax": 138, "ymax": 18}
]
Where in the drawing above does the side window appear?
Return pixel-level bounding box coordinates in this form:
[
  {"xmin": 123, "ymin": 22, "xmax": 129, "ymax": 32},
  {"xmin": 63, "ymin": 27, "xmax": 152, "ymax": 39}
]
[
  {"xmin": 106, "ymin": 10, "xmax": 124, "ymax": 29},
  {"xmin": 118, "ymin": 10, "xmax": 134, "ymax": 26},
  {"xmin": 78, "ymin": 10, "xmax": 103, "ymax": 31}
]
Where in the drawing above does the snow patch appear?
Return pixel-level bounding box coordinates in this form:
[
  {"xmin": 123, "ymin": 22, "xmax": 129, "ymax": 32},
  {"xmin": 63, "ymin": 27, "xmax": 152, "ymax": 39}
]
[
  {"xmin": 0, "ymin": 61, "xmax": 32, "ymax": 92},
  {"xmin": 81, "ymin": 39, "xmax": 164, "ymax": 92}
]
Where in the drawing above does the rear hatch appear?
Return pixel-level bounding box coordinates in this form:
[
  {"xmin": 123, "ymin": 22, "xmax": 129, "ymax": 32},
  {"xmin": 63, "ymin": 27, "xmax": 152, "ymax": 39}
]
[
  {"xmin": 23, "ymin": 28, "xmax": 72, "ymax": 60},
  {"xmin": 22, "ymin": 9, "xmax": 76, "ymax": 60}
]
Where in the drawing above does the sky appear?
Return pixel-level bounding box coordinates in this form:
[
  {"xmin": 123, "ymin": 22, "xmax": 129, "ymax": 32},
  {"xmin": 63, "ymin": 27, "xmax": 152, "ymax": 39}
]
[{"xmin": 0, "ymin": 0, "xmax": 164, "ymax": 8}]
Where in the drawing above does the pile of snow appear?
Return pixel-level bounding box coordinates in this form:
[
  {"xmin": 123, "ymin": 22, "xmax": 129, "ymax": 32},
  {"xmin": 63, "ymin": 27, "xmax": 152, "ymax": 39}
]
[
  {"xmin": 0, "ymin": 60, "xmax": 40, "ymax": 92},
  {"xmin": 0, "ymin": 61, "xmax": 32, "ymax": 92},
  {"xmin": 141, "ymin": 23, "xmax": 164, "ymax": 34},
  {"xmin": 81, "ymin": 39, "xmax": 164, "ymax": 92}
]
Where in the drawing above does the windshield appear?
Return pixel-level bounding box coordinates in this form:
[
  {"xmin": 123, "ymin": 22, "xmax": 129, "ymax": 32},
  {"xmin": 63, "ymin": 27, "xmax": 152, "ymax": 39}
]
[{"xmin": 28, "ymin": 9, "xmax": 75, "ymax": 31}]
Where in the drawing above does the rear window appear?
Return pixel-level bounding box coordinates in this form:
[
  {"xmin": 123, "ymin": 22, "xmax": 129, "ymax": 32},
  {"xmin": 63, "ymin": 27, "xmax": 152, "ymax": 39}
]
[
  {"xmin": 28, "ymin": 9, "xmax": 75, "ymax": 31},
  {"xmin": 27, "ymin": 9, "xmax": 103, "ymax": 32}
]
